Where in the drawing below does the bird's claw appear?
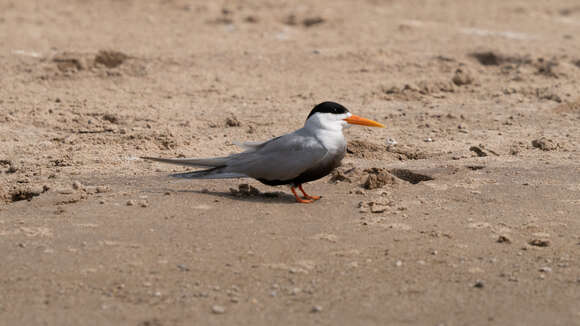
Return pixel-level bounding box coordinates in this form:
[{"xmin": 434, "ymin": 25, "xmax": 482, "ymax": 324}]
[
  {"xmin": 295, "ymin": 198, "xmax": 314, "ymax": 204},
  {"xmin": 297, "ymin": 185, "xmax": 321, "ymax": 202}
]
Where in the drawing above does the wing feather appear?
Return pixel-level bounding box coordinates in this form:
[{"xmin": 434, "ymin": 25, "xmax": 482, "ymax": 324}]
[{"xmin": 224, "ymin": 131, "xmax": 328, "ymax": 181}]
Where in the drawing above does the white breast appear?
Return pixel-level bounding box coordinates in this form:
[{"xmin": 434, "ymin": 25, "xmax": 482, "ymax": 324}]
[{"xmin": 314, "ymin": 129, "xmax": 347, "ymax": 154}]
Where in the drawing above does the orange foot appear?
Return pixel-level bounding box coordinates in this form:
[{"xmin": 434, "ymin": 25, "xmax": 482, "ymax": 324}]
[
  {"xmin": 291, "ymin": 186, "xmax": 314, "ymax": 204},
  {"xmin": 298, "ymin": 184, "xmax": 321, "ymax": 201}
]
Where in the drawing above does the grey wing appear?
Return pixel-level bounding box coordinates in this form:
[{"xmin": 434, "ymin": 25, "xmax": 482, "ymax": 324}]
[
  {"xmin": 225, "ymin": 133, "xmax": 328, "ymax": 181},
  {"xmin": 233, "ymin": 136, "xmax": 282, "ymax": 152}
]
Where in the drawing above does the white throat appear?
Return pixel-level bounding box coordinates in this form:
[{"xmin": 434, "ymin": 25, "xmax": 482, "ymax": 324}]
[{"xmin": 303, "ymin": 112, "xmax": 349, "ymax": 153}]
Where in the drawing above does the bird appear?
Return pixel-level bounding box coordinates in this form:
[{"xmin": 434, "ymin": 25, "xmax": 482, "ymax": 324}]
[{"xmin": 142, "ymin": 101, "xmax": 384, "ymax": 203}]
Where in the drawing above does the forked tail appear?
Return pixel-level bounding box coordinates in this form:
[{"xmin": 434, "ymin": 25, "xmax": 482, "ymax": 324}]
[
  {"xmin": 141, "ymin": 156, "xmax": 228, "ymax": 168},
  {"xmin": 170, "ymin": 166, "xmax": 247, "ymax": 179}
]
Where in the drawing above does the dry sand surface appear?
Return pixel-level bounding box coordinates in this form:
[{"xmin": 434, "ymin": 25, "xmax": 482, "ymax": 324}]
[{"xmin": 1, "ymin": 0, "xmax": 580, "ymax": 325}]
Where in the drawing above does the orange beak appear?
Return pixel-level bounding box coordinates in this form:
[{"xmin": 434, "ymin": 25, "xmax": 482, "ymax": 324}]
[{"xmin": 343, "ymin": 115, "xmax": 385, "ymax": 128}]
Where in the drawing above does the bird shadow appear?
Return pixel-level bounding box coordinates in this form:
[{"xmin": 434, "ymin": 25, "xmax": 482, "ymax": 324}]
[
  {"xmin": 187, "ymin": 189, "xmax": 300, "ymax": 204},
  {"xmin": 144, "ymin": 187, "xmax": 300, "ymax": 204}
]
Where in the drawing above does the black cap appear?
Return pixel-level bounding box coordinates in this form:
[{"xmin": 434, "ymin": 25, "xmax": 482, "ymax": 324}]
[{"xmin": 306, "ymin": 102, "xmax": 349, "ymax": 120}]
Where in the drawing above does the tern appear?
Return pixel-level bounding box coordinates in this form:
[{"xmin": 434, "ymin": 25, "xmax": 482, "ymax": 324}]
[{"xmin": 142, "ymin": 102, "xmax": 384, "ymax": 203}]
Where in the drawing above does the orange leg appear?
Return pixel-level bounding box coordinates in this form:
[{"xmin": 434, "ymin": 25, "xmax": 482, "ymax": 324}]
[
  {"xmin": 298, "ymin": 184, "xmax": 321, "ymax": 201},
  {"xmin": 291, "ymin": 186, "xmax": 313, "ymax": 204}
]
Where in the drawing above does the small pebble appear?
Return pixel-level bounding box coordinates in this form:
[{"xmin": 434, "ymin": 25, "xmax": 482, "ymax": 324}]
[
  {"xmin": 497, "ymin": 235, "xmax": 511, "ymax": 244},
  {"xmin": 539, "ymin": 267, "xmax": 552, "ymax": 273},
  {"xmin": 311, "ymin": 305, "xmax": 323, "ymax": 313},
  {"xmin": 72, "ymin": 181, "xmax": 83, "ymax": 190},
  {"xmin": 371, "ymin": 205, "xmax": 388, "ymax": 213},
  {"xmin": 452, "ymin": 68, "xmax": 474, "ymax": 86},
  {"xmin": 225, "ymin": 117, "xmax": 241, "ymax": 127},
  {"xmin": 126, "ymin": 200, "xmax": 136, "ymax": 206},
  {"xmin": 529, "ymin": 239, "xmax": 550, "ymax": 247},
  {"xmin": 395, "ymin": 260, "xmax": 403, "ymax": 267},
  {"xmin": 473, "ymin": 280, "xmax": 484, "ymax": 288},
  {"xmin": 211, "ymin": 305, "xmax": 226, "ymax": 314},
  {"xmin": 290, "ymin": 287, "xmax": 301, "ymax": 295},
  {"xmin": 177, "ymin": 264, "xmax": 190, "ymax": 272},
  {"xmin": 96, "ymin": 186, "xmax": 110, "ymax": 193}
]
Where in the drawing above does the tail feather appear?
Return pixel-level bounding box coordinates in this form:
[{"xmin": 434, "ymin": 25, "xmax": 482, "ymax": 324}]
[
  {"xmin": 170, "ymin": 166, "xmax": 247, "ymax": 179},
  {"xmin": 141, "ymin": 156, "xmax": 228, "ymax": 168}
]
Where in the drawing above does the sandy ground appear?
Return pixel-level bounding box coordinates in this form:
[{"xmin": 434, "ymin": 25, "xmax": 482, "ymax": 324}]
[{"xmin": 1, "ymin": 0, "xmax": 580, "ymax": 325}]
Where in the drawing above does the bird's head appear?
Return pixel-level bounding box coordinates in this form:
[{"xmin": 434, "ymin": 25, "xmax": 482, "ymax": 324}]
[{"xmin": 304, "ymin": 102, "xmax": 385, "ymax": 131}]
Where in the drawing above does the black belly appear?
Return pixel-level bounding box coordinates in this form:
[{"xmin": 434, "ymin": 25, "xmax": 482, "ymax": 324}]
[{"xmin": 257, "ymin": 149, "xmax": 345, "ymax": 187}]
